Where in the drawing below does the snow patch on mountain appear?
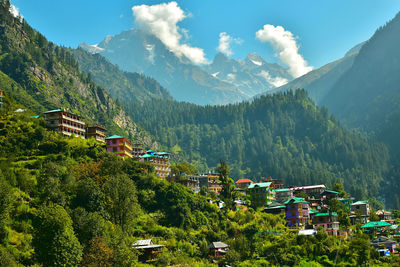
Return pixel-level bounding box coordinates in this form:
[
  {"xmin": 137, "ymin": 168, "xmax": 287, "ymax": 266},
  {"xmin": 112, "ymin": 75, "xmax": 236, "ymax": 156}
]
[
  {"xmin": 258, "ymin": 70, "xmax": 288, "ymax": 87},
  {"xmin": 250, "ymin": 59, "xmax": 263, "ymax": 66}
]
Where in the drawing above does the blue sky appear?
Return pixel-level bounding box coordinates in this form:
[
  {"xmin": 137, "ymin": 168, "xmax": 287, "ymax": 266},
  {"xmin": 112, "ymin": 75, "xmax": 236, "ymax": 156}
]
[{"xmin": 10, "ymin": 0, "xmax": 400, "ymax": 68}]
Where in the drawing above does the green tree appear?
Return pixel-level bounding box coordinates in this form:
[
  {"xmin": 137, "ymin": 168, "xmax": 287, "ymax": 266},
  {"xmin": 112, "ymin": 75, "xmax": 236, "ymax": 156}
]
[
  {"xmin": 33, "ymin": 205, "xmax": 82, "ymax": 267},
  {"xmin": 104, "ymin": 174, "xmax": 140, "ymax": 231},
  {"xmin": 217, "ymin": 160, "xmax": 236, "ymax": 211}
]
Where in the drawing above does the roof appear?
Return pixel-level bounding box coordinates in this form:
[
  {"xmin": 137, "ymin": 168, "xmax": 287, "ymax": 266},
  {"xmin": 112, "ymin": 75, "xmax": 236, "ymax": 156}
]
[
  {"xmin": 236, "ymin": 178, "xmax": 253, "ymax": 184},
  {"xmin": 322, "ymin": 190, "xmax": 341, "ymax": 195},
  {"xmin": 208, "ymin": 242, "xmax": 229, "ymax": 249},
  {"xmin": 361, "ymin": 221, "xmax": 392, "ymax": 228},
  {"xmin": 274, "ymin": 188, "xmax": 292, "ymax": 192},
  {"xmin": 298, "ymin": 229, "xmax": 316, "ymax": 236},
  {"xmin": 43, "ymin": 109, "xmax": 62, "ymax": 114},
  {"xmin": 292, "ymin": 185, "xmax": 326, "ymax": 191},
  {"xmin": 106, "ymin": 135, "xmax": 124, "ymax": 139},
  {"xmin": 352, "ymin": 200, "xmax": 369, "ymax": 205},
  {"xmin": 389, "ymin": 225, "xmax": 399, "ymax": 230},
  {"xmin": 264, "ymin": 202, "xmax": 286, "ymax": 210},
  {"xmin": 284, "ymin": 197, "xmax": 308, "ymax": 204},
  {"xmin": 376, "ymin": 210, "xmax": 392, "ymax": 215},
  {"xmin": 248, "ymin": 182, "xmax": 273, "ymax": 189},
  {"xmin": 132, "ymin": 239, "xmax": 165, "ymax": 250},
  {"xmin": 309, "ymin": 210, "xmax": 319, "ymax": 214},
  {"xmin": 133, "ymin": 239, "xmax": 152, "ymax": 246},
  {"xmin": 315, "ymin": 212, "xmax": 338, "ymax": 217}
]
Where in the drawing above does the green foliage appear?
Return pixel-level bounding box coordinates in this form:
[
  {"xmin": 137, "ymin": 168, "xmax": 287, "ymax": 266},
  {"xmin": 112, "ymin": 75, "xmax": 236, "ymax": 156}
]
[
  {"xmin": 33, "ymin": 204, "xmax": 82, "ymax": 266},
  {"xmin": 217, "ymin": 160, "xmax": 236, "ymax": 211},
  {"xmin": 128, "ymin": 90, "xmax": 389, "ymax": 202},
  {"xmin": 71, "ymin": 48, "xmax": 173, "ymax": 103},
  {"xmin": 0, "ymin": 2, "xmax": 154, "ymax": 148}
]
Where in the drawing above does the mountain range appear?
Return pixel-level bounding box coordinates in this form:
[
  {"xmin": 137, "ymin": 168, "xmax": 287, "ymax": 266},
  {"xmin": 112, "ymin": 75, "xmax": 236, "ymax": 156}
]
[{"xmin": 80, "ymin": 29, "xmax": 293, "ymax": 105}]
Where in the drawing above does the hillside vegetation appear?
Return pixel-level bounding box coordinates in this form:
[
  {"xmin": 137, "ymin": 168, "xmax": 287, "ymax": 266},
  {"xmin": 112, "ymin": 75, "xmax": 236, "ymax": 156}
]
[
  {"xmin": 71, "ymin": 48, "xmax": 173, "ymax": 104},
  {"xmin": 0, "ymin": 97, "xmax": 397, "ymax": 266},
  {"xmin": 0, "ymin": 1, "xmax": 154, "ymax": 147},
  {"xmin": 127, "ymin": 90, "xmax": 390, "ymax": 205}
]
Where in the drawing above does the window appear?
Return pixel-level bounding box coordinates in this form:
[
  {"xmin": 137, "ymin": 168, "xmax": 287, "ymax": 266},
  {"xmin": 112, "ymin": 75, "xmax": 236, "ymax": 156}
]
[
  {"xmin": 113, "ymin": 139, "xmax": 117, "ymax": 144},
  {"xmin": 113, "ymin": 147, "xmax": 117, "ymax": 152}
]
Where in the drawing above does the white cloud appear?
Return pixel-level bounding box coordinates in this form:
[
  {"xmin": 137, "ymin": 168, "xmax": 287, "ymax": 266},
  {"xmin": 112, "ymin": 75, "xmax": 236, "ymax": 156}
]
[
  {"xmin": 132, "ymin": 2, "xmax": 208, "ymax": 64},
  {"xmin": 217, "ymin": 32, "xmax": 242, "ymax": 56},
  {"xmin": 9, "ymin": 4, "xmax": 23, "ymax": 21},
  {"xmin": 258, "ymin": 70, "xmax": 288, "ymax": 87},
  {"xmin": 256, "ymin": 24, "xmax": 313, "ymax": 78}
]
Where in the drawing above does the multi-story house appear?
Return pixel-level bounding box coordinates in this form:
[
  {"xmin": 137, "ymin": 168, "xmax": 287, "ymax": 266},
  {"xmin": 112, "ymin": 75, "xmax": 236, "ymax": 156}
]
[
  {"xmin": 106, "ymin": 135, "xmax": 133, "ymax": 159},
  {"xmin": 198, "ymin": 174, "xmax": 221, "ymax": 194},
  {"xmin": 235, "ymin": 179, "xmax": 253, "ymax": 193},
  {"xmin": 274, "ymin": 188, "xmax": 294, "ymax": 203},
  {"xmin": 0, "ymin": 89, "xmax": 3, "ymax": 108},
  {"xmin": 284, "ymin": 197, "xmax": 310, "ymax": 228},
  {"xmin": 168, "ymin": 174, "xmax": 200, "ymax": 193},
  {"xmin": 311, "ymin": 212, "xmax": 340, "ymax": 236},
  {"xmin": 44, "ymin": 108, "xmax": 86, "ymax": 138},
  {"xmin": 131, "ymin": 143, "xmax": 145, "ymax": 159},
  {"xmin": 350, "ymin": 200, "xmax": 370, "ymax": 224},
  {"xmin": 86, "ymin": 124, "xmax": 106, "ymax": 143},
  {"xmin": 248, "ymin": 182, "xmax": 275, "ymax": 209},
  {"xmin": 292, "ymin": 185, "xmax": 326, "ymax": 198},
  {"xmin": 140, "ymin": 150, "xmax": 171, "ymax": 179}
]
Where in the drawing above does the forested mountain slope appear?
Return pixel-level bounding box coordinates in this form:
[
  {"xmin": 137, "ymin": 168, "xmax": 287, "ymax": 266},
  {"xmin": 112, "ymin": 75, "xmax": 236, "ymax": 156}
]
[
  {"xmin": 0, "ymin": 1, "xmax": 155, "ymax": 147},
  {"xmin": 71, "ymin": 48, "xmax": 173, "ymax": 104},
  {"xmin": 321, "ymin": 12, "xmax": 400, "ymax": 133},
  {"xmin": 128, "ymin": 90, "xmax": 390, "ymax": 204},
  {"xmin": 265, "ymin": 42, "xmax": 363, "ymax": 103}
]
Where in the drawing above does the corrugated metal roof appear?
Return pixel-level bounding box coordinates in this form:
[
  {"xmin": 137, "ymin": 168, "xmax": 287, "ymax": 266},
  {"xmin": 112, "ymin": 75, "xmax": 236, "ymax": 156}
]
[
  {"xmin": 274, "ymin": 188, "xmax": 291, "ymax": 192},
  {"xmin": 362, "ymin": 221, "xmax": 391, "ymax": 228},
  {"xmin": 208, "ymin": 241, "xmax": 229, "ymax": 249},
  {"xmin": 315, "ymin": 212, "xmax": 338, "ymax": 217},
  {"xmin": 352, "ymin": 200, "xmax": 369, "ymax": 205},
  {"xmin": 248, "ymin": 182, "xmax": 272, "ymax": 189},
  {"xmin": 284, "ymin": 197, "xmax": 308, "ymax": 204},
  {"xmin": 236, "ymin": 178, "xmax": 253, "ymax": 184},
  {"xmin": 106, "ymin": 135, "xmax": 124, "ymax": 139}
]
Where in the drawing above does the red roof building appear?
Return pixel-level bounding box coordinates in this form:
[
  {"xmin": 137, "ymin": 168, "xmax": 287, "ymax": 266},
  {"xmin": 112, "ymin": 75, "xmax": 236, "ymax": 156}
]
[{"xmin": 235, "ymin": 179, "xmax": 254, "ymax": 190}]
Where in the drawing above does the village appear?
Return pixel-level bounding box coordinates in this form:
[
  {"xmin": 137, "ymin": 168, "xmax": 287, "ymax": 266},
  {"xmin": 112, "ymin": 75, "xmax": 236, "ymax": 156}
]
[{"xmin": 35, "ymin": 107, "xmax": 400, "ymax": 260}]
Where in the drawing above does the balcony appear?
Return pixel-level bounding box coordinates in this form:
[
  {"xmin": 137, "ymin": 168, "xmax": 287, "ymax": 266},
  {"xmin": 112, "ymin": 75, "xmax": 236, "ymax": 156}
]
[{"xmin": 62, "ymin": 114, "xmax": 85, "ymax": 125}]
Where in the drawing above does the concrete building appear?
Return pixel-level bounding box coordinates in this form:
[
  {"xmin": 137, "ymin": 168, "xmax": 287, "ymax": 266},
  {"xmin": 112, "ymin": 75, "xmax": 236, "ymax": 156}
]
[
  {"xmin": 198, "ymin": 174, "xmax": 221, "ymax": 194},
  {"xmin": 0, "ymin": 89, "xmax": 3, "ymax": 108},
  {"xmin": 248, "ymin": 182, "xmax": 275, "ymax": 209},
  {"xmin": 86, "ymin": 124, "xmax": 106, "ymax": 142},
  {"xmin": 311, "ymin": 212, "xmax": 340, "ymax": 236},
  {"xmin": 140, "ymin": 150, "xmax": 171, "ymax": 179},
  {"xmin": 350, "ymin": 200, "xmax": 370, "ymax": 224},
  {"xmin": 235, "ymin": 178, "xmax": 253, "ymax": 190},
  {"xmin": 106, "ymin": 135, "xmax": 133, "ymax": 159},
  {"xmin": 284, "ymin": 197, "xmax": 310, "ymax": 228},
  {"xmin": 292, "ymin": 185, "xmax": 326, "ymax": 198},
  {"xmin": 274, "ymin": 188, "xmax": 294, "ymax": 203},
  {"xmin": 44, "ymin": 108, "xmax": 86, "ymax": 138}
]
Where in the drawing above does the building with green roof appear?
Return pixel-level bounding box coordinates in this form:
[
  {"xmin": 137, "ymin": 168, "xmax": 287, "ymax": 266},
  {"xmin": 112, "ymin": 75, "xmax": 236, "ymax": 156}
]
[
  {"xmin": 140, "ymin": 150, "xmax": 171, "ymax": 179},
  {"xmin": 311, "ymin": 212, "xmax": 340, "ymax": 236},
  {"xmin": 247, "ymin": 182, "xmax": 275, "ymax": 209},
  {"xmin": 284, "ymin": 197, "xmax": 310, "ymax": 228}
]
